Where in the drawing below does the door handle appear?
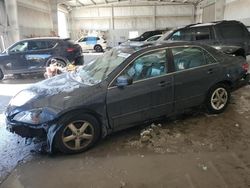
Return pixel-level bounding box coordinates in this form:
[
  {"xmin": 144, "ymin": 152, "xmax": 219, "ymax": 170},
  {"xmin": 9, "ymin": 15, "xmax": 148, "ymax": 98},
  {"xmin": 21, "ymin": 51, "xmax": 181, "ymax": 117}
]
[
  {"xmin": 158, "ymin": 81, "xmax": 171, "ymax": 87},
  {"xmin": 207, "ymin": 68, "xmax": 213, "ymax": 74}
]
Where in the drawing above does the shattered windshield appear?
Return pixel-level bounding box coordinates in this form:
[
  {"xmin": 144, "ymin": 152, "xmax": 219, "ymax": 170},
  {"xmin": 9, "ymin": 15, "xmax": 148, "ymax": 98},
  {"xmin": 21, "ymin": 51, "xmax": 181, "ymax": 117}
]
[{"xmin": 72, "ymin": 48, "xmax": 131, "ymax": 85}]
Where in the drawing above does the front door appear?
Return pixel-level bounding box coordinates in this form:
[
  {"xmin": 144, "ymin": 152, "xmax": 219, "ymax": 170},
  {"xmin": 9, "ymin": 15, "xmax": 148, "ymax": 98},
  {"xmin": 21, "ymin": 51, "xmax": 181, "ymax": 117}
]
[
  {"xmin": 107, "ymin": 49, "xmax": 174, "ymax": 131},
  {"xmin": 5, "ymin": 41, "xmax": 28, "ymax": 73}
]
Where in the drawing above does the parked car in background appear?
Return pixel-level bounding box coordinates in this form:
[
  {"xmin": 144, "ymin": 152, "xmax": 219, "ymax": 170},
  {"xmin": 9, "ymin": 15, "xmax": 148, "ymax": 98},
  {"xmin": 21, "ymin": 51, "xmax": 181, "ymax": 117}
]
[
  {"xmin": 76, "ymin": 36, "xmax": 107, "ymax": 52},
  {"xmin": 129, "ymin": 29, "xmax": 167, "ymax": 42},
  {"xmin": 159, "ymin": 20, "xmax": 250, "ymax": 58},
  {"xmin": 120, "ymin": 34, "xmax": 163, "ymax": 46},
  {"xmin": 0, "ymin": 37, "xmax": 83, "ymax": 80},
  {"xmin": 145, "ymin": 34, "xmax": 163, "ymax": 42},
  {"xmin": 6, "ymin": 42, "xmax": 249, "ymax": 154}
]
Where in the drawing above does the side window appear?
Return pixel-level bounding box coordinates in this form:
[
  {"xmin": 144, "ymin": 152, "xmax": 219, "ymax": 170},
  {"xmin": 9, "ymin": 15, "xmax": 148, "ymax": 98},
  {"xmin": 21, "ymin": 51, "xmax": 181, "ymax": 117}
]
[
  {"xmin": 195, "ymin": 27, "xmax": 211, "ymax": 40},
  {"xmin": 79, "ymin": 38, "xmax": 87, "ymax": 42},
  {"xmin": 28, "ymin": 41, "xmax": 39, "ymax": 51},
  {"xmin": 87, "ymin": 37, "xmax": 96, "ymax": 41},
  {"xmin": 181, "ymin": 29, "xmax": 194, "ymax": 41},
  {"xmin": 170, "ymin": 31, "xmax": 181, "ymax": 41},
  {"xmin": 9, "ymin": 41, "xmax": 28, "ymax": 53},
  {"xmin": 121, "ymin": 50, "xmax": 167, "ymax": 82},
  {"xmin": 204, "ymin": 50, "xmax": 217, "ymax": 64},
  {"xmin": 47, "ymin": 40, "xmax": 57, "ymax": 48},
  {"xmin": 218, "ymin": 24, "xmax": 245, "ymax": 39},
  {"xmin": 172, "ymin": 47, "xmax": 207, "ymax": 71},
  {"xmin": 35, "ymin": 41, "xmax": 48, "ymax": 50},
  {"xmin": 170, "ymin": 29, "xmax": 193, "ymax": 41}
]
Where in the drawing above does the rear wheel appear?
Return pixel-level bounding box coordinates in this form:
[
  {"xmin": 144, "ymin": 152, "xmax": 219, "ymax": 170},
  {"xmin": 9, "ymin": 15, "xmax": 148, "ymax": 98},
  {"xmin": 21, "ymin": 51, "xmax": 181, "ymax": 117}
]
[
  {"xmin": 47, "ymin": 58, "xmax": 66, "ymax": 68},
  {"xmin": 54, "ymin": 113, "xmax": 101, "ymax": 154},
  {"xmin": 94, "ymin": 45, "xmax": 103, "ymax": 53},
  {"xmin": 74, "ymin": 56, "xmax": 84, "ymax": 65},
  {"xmin": 0, "ymin": 69, "xmax": 3, "ymax": 80},
  {"xmin": 206, "ymin": 83, "xmax": 230, "ymax": 114}
]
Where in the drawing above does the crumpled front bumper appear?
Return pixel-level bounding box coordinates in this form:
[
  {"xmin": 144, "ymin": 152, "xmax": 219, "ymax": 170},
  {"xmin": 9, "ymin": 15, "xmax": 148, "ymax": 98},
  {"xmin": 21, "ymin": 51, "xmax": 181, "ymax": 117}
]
[{"xmin": 6, "ymin": 118, "xmax": 46, "ymax": 138}]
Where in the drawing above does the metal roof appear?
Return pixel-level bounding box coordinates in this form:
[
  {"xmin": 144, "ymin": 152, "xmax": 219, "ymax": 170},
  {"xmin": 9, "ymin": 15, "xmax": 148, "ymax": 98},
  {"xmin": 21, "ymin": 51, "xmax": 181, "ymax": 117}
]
[{"xmin": 58, "ymin": 0, "xmax": 203, "ymax": 8}]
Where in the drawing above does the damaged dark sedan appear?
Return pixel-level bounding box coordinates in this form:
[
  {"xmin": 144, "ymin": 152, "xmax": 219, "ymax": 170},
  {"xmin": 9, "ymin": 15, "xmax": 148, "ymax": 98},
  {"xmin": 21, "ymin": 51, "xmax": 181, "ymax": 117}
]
[{"xmin": 5, "ymin": 42, "xmax": 249, "ymax": 154}]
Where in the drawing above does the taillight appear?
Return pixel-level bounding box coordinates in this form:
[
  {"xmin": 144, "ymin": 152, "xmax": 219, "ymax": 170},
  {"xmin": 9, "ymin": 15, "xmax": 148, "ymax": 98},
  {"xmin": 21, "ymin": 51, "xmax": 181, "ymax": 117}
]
[
  {"xmin": 67, "ymin": 47, "xmax": 75, "ymax": 52},
  {"xmin": 242, "ymin": 63, "xmax": 249, "ymax": 72}
]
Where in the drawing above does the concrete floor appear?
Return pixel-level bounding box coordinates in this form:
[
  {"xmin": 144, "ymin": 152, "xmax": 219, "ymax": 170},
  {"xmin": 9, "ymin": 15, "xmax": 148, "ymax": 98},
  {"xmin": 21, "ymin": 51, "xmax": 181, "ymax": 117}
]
[{"xmin": 0, "ymin": 55, "xmax": 250, "ymax": 187}]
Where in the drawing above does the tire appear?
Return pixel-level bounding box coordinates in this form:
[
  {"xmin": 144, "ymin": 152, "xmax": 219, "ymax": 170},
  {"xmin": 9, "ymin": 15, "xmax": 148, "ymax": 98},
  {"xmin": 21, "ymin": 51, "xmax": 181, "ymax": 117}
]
[
  {"xmin": 54, "ymin": 113, "xmax": 101, "ymax": 154},
  {"xmin": 94, "ymin": 45, "xmax": 103, "ymax": 53},
  {"xmin": 47, "ymin": 58, "xmax": 66, "ymax": 68},
  {"xmin": 0, "ymin": 69, "xmax": 4, "ymax": 80},
  {"xmin": 206, "ymin": 83, "xmax": 230, "ymax": 114},
  {"xmin": 74, "ymin": 56, "xmax": 84, "ymax": 65}
]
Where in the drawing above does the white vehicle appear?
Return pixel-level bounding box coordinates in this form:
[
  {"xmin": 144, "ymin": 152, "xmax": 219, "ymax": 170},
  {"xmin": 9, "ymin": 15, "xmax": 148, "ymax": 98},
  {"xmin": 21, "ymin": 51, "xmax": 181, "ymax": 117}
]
[{"xmin": 76, "ymin": 36, "xmax": 107, "ymax": 52}]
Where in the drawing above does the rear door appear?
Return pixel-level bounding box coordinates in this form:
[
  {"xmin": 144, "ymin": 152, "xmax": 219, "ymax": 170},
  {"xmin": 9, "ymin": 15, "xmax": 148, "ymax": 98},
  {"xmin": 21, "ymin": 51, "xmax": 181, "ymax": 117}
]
[
  {"xmin": 170, "ymin": 46, "xmax": 220, "ymax": 111},
  {"xmin": 107, "ymin": 49, "xmax": 174, "ymax": 131}
]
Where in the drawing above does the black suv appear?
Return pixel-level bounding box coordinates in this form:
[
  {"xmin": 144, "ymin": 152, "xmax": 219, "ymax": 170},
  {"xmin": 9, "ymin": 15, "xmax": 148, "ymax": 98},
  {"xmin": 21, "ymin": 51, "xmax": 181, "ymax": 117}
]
[
  {"xmin": 160, "ymin": 20, "xmax": 250, "ymax": 58},
  {"xmin": 0, "ymin": 37, "xmax": 83, "ymax": 80}
]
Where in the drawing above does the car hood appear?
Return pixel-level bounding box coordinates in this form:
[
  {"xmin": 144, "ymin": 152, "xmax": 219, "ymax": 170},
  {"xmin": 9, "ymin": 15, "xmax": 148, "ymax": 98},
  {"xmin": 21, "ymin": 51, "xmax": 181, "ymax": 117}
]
[
  {"xmin": 6, "ymin": 73, "xmax": 104, "ymax": 117},
  {"xmin": 0, "ymin": 52, "xmax": 8, "ymax": 57},
  {"xmin": 29, "ymin": 73, "xmax": 81, "ymax": 96}
]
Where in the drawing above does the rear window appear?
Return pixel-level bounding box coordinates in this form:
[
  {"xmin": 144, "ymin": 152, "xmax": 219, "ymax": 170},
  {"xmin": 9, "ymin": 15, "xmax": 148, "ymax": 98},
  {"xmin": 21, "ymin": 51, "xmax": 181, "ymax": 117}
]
[
  {"xmin": 172, "ymin": 46, "xmax": 213, "ymax": 71},
  {"xmin": 218, "ymin": 24, "xmax": 245, "ymax": 39},
  {"xmin": 47, "ymin": 40, "xmax": 57, "ymax": 48}
]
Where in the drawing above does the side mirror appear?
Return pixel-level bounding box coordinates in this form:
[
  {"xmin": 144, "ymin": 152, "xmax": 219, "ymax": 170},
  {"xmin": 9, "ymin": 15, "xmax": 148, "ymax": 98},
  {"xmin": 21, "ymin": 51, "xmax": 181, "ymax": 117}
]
[{"xmin": 116, "ymin": 76, "xmax": 133, "ymax": 88}]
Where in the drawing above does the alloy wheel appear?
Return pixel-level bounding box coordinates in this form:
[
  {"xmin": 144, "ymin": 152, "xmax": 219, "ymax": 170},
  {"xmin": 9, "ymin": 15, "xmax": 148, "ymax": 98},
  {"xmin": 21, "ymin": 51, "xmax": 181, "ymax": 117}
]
[
  {"xmin": 210, "ymin": 87, "xmax": 228, "ymax": 110},
  {"xmin": 55, "ymin": 60, "xmax": 66, "ymax": 68},
  {"xmin": 62, "ymin": 120, "xmax": 94, "ymax": 151}
]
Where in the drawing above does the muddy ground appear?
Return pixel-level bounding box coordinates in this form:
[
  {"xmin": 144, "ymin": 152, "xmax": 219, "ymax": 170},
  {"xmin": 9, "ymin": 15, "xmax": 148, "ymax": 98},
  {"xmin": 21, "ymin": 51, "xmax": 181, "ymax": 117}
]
[{"xmin": 0, "ymin": 75, "xmax": 250, "ymax": 187}]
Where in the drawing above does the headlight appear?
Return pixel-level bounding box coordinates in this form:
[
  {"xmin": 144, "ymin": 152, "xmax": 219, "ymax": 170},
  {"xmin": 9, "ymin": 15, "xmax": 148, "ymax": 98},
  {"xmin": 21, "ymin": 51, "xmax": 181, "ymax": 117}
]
[
  {"xmin": 13, "ymin": 108, "xmax": 55, "ymax": 125},
  {"xmin": 10, "ymin": 90, "xmax": 36, "ymax": 106}
]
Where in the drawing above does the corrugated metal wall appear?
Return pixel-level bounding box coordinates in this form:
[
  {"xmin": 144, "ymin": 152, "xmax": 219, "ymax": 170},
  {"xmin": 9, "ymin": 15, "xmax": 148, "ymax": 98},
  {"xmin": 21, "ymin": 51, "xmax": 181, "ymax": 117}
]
[
  {"xmin": 196, "ymin": 0, "xmax": 250, "ymax": 26},
  {"xmin": 202, "ymin": 3, "xmax": 215, "ymax": 22},
  {"xmin": 17, "ymin": 0, "xmax": 53, "ymax": 39},
  {"xmin": 224, "ymin": 0, "xmax": 250, "ymax": 26},
  {"xmin": 71, "ymin": 4, "xmax": 195, "ymax": 46}
]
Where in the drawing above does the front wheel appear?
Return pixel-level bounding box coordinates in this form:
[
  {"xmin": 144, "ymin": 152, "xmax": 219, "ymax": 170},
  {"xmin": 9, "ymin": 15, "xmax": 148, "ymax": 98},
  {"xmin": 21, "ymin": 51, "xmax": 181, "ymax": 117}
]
[
  {"xmin": 206, "ymin": 84, "xmax": 230, "ymax": 114},
  {"xmin": 54, "ymin": 113, "xmax": 101, "ymax": 154}
]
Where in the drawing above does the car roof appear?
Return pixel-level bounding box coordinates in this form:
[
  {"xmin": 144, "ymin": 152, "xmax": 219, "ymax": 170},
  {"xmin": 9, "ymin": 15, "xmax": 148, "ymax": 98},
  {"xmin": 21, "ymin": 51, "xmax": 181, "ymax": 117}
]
[
  {"xmin": 170, "ymin": 20, "xmax": 243, "ymax": 32},
  {"xmin": 19, "ymin": 37, "xmax": 70, "ymax": 42},
  {"xmin": 120, "ymin": 41, "xmax": 209, "ymax": 52}
]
